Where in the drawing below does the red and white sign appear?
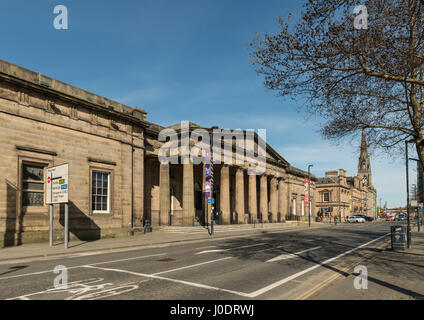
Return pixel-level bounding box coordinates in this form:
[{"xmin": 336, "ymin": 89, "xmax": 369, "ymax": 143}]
[{"xmin": 304, "ymin": 177, "xmax": 309, "ymax": 205}]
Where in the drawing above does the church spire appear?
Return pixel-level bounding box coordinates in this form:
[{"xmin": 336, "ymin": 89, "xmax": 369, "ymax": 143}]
[
  {"xmin": 358, "ymin": 128, "xmax": 372, "ymax": 186},
  {"xmin": 360, "ymin": 127, "xmax": 368, "ymax": 155}
]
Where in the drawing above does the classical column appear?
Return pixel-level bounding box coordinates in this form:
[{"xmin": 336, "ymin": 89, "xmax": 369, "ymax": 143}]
[
  {"xmin": 159, "ymin": 163, "xmax": 170, "ymax": 225},
  {"xmin": 278, "ymin": 179, "xmax": 285, "ymax": 222},
  {"xmin": 235, "ymin": 167, "xmax": 245, "ymax": 224},
  {"xmin": 220, "ymin": 165, "xmax": 230, "ymax": 224},
  {"xmin": 183, "ymin": 163, "xmax": 195, "ymax": 226},
  {"xmin": 260, "ymin": 175, "xmax": 268, "ymax": 222},
  {"xmin": 270, "ymin": 177, "xmax": 278, "ymax": 223},
  {"xmin": 248, "ymin": 174, "xmax": 257, "ymax": 222}
]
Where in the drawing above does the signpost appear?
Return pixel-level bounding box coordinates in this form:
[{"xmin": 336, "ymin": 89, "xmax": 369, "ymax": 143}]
[
  {"xmin": 46, "ymin": 163, "xmax": 69, "ymax": 248},
  {"xmin": 307, "ymin": 165, "xmax": 313, "ymax": 228}
]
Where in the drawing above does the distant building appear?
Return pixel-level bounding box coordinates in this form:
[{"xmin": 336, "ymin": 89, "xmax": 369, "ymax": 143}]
[{"xmin": 315, "ymin": 129, "xmax": 378, "ymax": 220}]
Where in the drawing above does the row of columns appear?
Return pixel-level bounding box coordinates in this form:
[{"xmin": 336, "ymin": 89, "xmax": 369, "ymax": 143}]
[
  {"xmin": 160, "ymin": 162, "xmax": 196, "ymax": 226},
  {"xmin": 159, "ymin": 162, "xmax": 288, "ymax": 225},
  {"xmin": 213, "ymin": 165, "xmax": 285, "ymax": 224}
]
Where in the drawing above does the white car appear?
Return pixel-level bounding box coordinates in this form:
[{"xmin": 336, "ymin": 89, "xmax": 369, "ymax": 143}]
[{"xmin": 347, "ymin": 215, "xmax": 366, "ymax": 223}]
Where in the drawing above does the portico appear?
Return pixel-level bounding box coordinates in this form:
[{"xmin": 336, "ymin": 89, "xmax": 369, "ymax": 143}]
[{"xmin": 145, "ymin": 123, "xmax": 317, "ymax": 226}]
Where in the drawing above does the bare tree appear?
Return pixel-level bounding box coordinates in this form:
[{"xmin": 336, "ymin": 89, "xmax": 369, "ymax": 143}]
[{"xmin": 250, "ymin": 0, "xmax": 424, "ymax": 163}]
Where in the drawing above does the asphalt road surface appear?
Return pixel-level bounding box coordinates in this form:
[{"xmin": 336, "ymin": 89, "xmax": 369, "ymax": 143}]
[{"xmin": 0, "ymin": 221, "xmax": 391, "ymax": 300}]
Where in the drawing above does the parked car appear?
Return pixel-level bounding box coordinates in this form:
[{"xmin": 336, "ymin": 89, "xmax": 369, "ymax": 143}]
[
  {"xmin": 385, "ymin": 216, "xmax": 394, "ymax": 221},
  {"xmin": 396, "ymin": 214, "xmax": 407, "ymax": 221},
  {"xmin": 356, "ymin": 214, "xmax": 374, "ymax": 222},
  {"xmin": 347, "ymin": 215, "xmax": 366, "ymax": 223}
]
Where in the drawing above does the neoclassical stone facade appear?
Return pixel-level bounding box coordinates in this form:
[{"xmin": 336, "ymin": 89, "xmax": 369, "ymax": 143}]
[
  {"xmin": 0, "ymin": 59, "xmax": 317, "ymax": 246},
  {"xmin": 144, "ymin": 122, "xmax": 317, "ymax": 227}
]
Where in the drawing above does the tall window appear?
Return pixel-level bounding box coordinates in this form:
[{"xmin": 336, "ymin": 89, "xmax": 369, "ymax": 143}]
[
  {"xmin": 22, "ymin": 163, "xmax": 45, "ymax": 207},
  {"xmin": 92, "ymin": 171, "xmax": 110, "ymax": 213},
  {"xmin": 323, "ymin": 192, "xmax": 330, "ymax": 202}
]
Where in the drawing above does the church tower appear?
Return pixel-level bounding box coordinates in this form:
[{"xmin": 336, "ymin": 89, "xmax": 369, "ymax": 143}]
[{"xmin": 358, "ymin": 128, "xmax": 372, "ymax": 186}]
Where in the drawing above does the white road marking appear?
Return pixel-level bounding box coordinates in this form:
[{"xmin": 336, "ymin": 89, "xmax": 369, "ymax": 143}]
[
  {"xmin": 195, "ymin": 246, "xmax": 217, "ymax": 250},
  {"xmin": 1, "ymin": 230, "xmax": 390, "ymax": 300},
  {"xmin": 81, "ymin": 234, "xmax": 388, "ymax": 298},
  {"xmin": 6, "ymin": 277, "xmax": 142, "ymax": 300},
  {"xmin": 0, "ymin": 253, "xmax": 166, "ymax": 281},
  {"xmin": 83, "ymin": 265, "xmax": 251, "ymax": 298},
  {"xmin": 266, "ymin": 246, "xmax": 322, "ymax": 263},
  {"xmin": 152, "ymin": 257, "xmax": 233, "ymax": 276},
  {"xmin": 195, "ymin": 243, "xmax": 267, "ymax": 255},
  {"xmin": 247, "ymin": 233, "xmax": 390, "ymax": 298}
]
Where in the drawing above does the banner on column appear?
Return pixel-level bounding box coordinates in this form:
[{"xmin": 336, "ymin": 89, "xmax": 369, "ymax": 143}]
[
  {"xmin": 205, "ymin": 180, "xmax": 211, "ymax": 198},
  {"xmin": 304, "ymin": 177, "xmax": 309, "ymax": 205}
]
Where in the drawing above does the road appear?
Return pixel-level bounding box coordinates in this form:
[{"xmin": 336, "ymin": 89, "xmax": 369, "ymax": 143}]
[{"xmin": 0, "ymin": 221, "xmax": 391, "ymax": 300}]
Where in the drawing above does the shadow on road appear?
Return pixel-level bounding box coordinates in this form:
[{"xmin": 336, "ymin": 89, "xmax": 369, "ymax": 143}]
[{"xmin": 0, "ymin": 265, "xmax": 28, "ymax": 277}]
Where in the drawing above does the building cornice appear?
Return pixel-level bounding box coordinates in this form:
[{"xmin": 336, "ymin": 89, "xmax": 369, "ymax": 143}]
[{"xmin": 0, "ymin": 59, "xmax": 149, "ymax": 128}]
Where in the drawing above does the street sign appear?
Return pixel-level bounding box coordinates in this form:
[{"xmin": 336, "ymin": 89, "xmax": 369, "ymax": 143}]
[
  {"xmin": 411, "ymin": 200, "xmax": 418, "ymax": 207},
  {"xmin": 46, "ymin": 163, "xmax": 69, "ymax": 204},
  {"xmin": 207, "ymin": 198, "xmax": 215, "ymax": 204}
]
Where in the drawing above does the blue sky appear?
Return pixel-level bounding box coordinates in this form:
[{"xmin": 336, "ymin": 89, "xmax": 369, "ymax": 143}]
[{"xmin": 0, "ymin": 0, "xmax": 410, "ymax": 207}]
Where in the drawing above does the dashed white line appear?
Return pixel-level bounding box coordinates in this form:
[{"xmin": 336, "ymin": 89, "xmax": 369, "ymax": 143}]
[
  {"xmin": 152, "ymin": 257, "xmax": 233, "ymax": 276},
  {"xmin": 247, "ymin": 233, "xmax": 390, "ymax": 297},
  {"xmin": 195, "ymin": 243, "xmax": 267, "ymax": 255},
  {"xmin": 266, "ymin": 246, "xmax": 322, "ymax": 263},
  {"xmin": 81, "ymin": 234, "xmax": 389, "ymax": 299},
  {"xmin": 195, "ymin": 246, "xmax": 217, "ymax": 250},
  {"xmin": 83, "ymin": 265, "xmax": 251, "ymax": 298}
]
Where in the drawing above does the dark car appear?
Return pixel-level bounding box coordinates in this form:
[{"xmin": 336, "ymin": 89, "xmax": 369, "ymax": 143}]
[
  {"xmin": 397, "ymin": 214, "xmax": 406, "ymax": 221},
  {"xmin": 356, "ymin": 214, "xmax": 374, "ymax": 222}
]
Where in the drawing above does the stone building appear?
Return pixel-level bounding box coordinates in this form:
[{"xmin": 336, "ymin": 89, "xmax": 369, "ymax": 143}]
[
  {"xmin": 0, "ymin": 60, "xmax": 147, "ymax": 247},
  {"xmin": 143, "ymin": 121, "xmax": 317, "ymax": 227},
  {"xmin": 0, "ymin": 60, "xmax": 317, "ymax": 246},
  {"xmin": 315, "ymin": 129, "xmax": 378, "ymax": 221}
]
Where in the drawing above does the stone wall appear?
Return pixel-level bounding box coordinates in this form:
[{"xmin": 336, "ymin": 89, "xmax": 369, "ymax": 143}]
[{"xmin": 0, "ymin": 72, "xmax": 145, "ymax": 247}]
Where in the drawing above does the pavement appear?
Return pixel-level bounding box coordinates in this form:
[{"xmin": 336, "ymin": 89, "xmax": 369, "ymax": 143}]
[
  {"xmin": 0, "ymin": 220, "xmax": 403, "ymax": 300},
  {"xmin": 312, "ymin": 223, "xmax": 424, "ymax": 300}
]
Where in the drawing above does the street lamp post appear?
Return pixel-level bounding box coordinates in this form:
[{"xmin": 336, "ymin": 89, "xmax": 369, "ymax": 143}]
[
  {"xmin": 308, "ymin": 164, "xmax": 313, "ymax": 228},
  {"xmin": 405, "ymin": 140, "xmax": 416, "ymax": 248},
  {"xmin": 207, "ymin": 126, "xmax": 219, "ymax": 236},
  {"xmin": 409, "ymin": 158, "xmax": 421, "ymax": 233}
]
